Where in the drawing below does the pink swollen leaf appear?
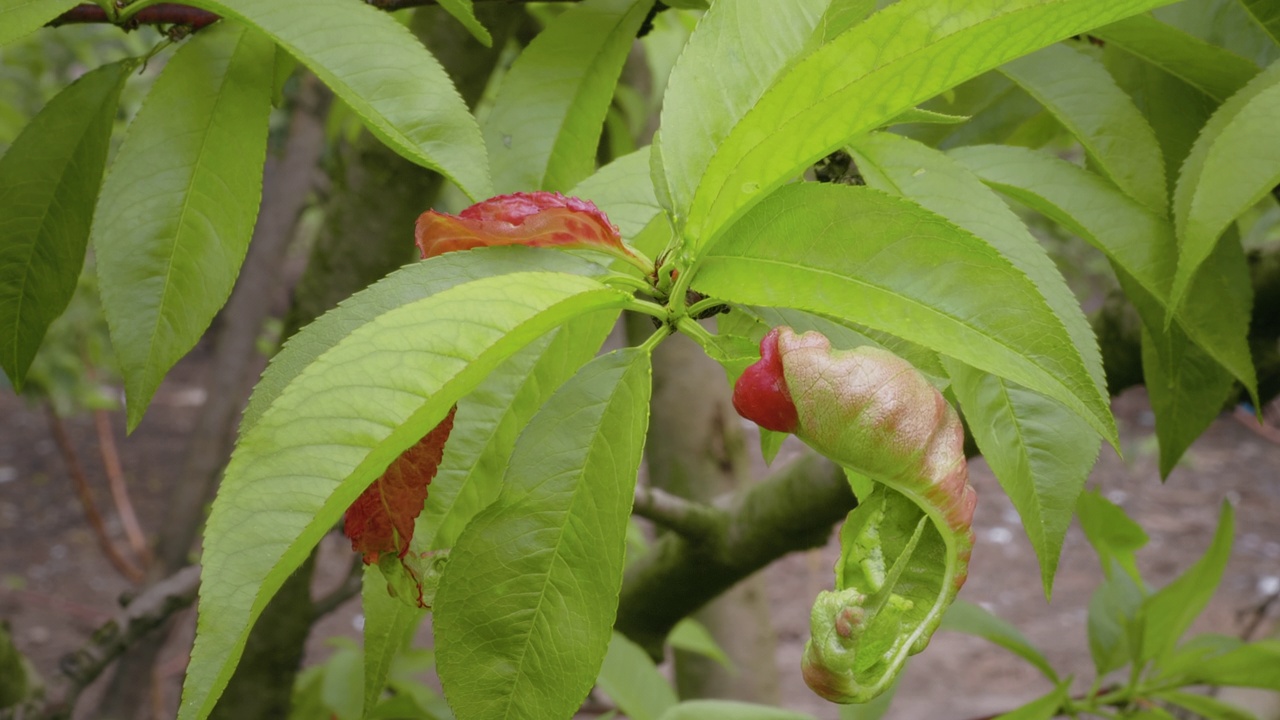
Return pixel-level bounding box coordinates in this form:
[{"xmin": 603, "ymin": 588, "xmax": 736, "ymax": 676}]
[{"xmin": 415, "ymin": 191, "xmax": 644, "ymax": 267}]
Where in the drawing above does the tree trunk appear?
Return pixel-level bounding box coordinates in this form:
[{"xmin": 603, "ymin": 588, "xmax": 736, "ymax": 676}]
[{"xmin": 625, "ymin": 316, "xmax": 781, "ymax": 703}]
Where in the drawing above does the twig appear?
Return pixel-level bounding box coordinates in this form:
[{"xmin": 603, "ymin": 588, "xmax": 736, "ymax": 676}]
[
  {"xmin": 44, "ymin": 403, "xmax": 144, "ymax": 583},
  {"xmin": 0, "ymin": 567, "xmax": 201, "ymax": 720},
  {"xmin": 632, "ymin": 485, "xmax": 726, "ymax": 544},
  {"xmin": 58, "ymin": 566, "xmax": 200, "ymax": 718},
  {"xmin": 49, "ymin": 0, "xmax": 577, "ymax": 30},
  {"xmin": 93, "ymin": 406, "xmax": 153, "ymax": 567}
]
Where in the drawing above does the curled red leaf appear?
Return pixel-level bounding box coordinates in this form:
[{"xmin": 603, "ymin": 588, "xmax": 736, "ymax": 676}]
[
  {"xmin": 344, "ymin": 406, "xmax": 457, "ymax": 565},
  {"xmin": 415, "ymin": 191, "xmax": 643, "ymax": 267}
]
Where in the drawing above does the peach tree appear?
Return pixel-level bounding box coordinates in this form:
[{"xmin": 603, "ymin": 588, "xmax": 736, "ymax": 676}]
[{"xmin": 2, "ymin": 0, "xmax": 1280, "ymax": 719}]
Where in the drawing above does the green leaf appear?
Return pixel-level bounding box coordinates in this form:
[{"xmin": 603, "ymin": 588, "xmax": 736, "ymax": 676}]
[
  {"xmin": 846, "ymin": 132, "xmax": 1102, "ymax": 591},
  {"xmin": 693, "ymin": 182, "xmax": 1118, "ymax": 446},
  {"xmin": 1240, "ymin": 0, "xmax": 1280, "ymax": 45},
  {"xmin": 1140, "ymin": 501, "xmax": 1235, "ymax": 664},
  {"xmin": 939, "ymin": 600, "xmax": 1058, "ymax": 681},
  {"xmin": 1157, "ymin": 691, "xmax": 1260, "ymax": 720},
  {"xmin": 485, "ymin": 0, "xmax": 654, "ymax": 193},
  {"xmin": 241, "ymin": 247, "xmax": 606, "ymax": 434},
  {"xmin": 437, "ymin": 0, "xmax": 492, "ymax": 46},
  {"xmin": 1091, "ymin": 14, "xmax": 1259, "ymax": 102},
  {"xmin": 1103, "ymin": 44, "xmax": 1216, "ymax": 194},
  {"xmin": 949, "ymin": 144, "xmax": 1257, "ymax": 406},
  {"xmin": 1140, "ymin": 322, "xmax": 1237, "ymax": 477},
  {"xmin": 991, "ymin": 681, "xmax": 1069, "ymax": 720},
  {"xmin": 884, "ymin": 107, "xmax": 971, "ymax": 127},
  {"xmin": 570, "ymin": 147, "xmax": 662, "ymax": 241},
  {"xmin": 177, "ymin": 272, "xmax": 631, "ymax": 720},
  {"xmin": 1076, "ymin": 489, "xmax": 1148, "ymax": 582},
  {"xmin": 817, "ymin": 0, "xmax": 876, "ymax": 42},
  {"xmin": 655, "ymin": 0, "xmax": 829, "ymax": 218},
  {"xmin": 1161, "ymin": 639, "xmax": 1280, "ymax": 690},
  {"xmin": 1171, "ymin": 59, "xmax": 1280, "ymax": 313},
  {"xmin": 0, "ymin": 59, "xmax": 132, "ymax": 388},
  {"xmin": 413, "ymin": 311, "xmax": 618, "ymax": 553},
  {"xmin": 132, "ymin": 0, "xmax": 490, "ymax": 198},
  {"xmin": 93, "ymin": 22, "xmax": 273, "ymax": 430},
  {"xmin": 360, "ymin": 565, "xmax": 424, "ymax": 719},
  {"xmin": 681, "ymin": 0, "xmax": 1184, "ymax": 249},
  {"xmin": 435, "ymin": 349, "xmax": 652, "ymax": 720},
  {"xmin": 943, "ymin": 362, "xmax": 1098, "ymax": 596},
  {"xmin": 657, "ymin": 701, "xmax": 818, "ymax": 720},
  {"xmin": 1086, "ymin": 562, "xmax": 1145, "ymax": 675},
  {"xmin": 597, "ymin": 632, "xmax": 678, "ymax": 720},
  {"xmin": 668, "ymin": 618, "xmax": 732, "ymax": 669},
  {"xmin": 999, "ymin": 43, "xmax": 1166, "ymax": 214},
  {"xmin": 0, "ymin": 0, "xmax": 77, "ymax": 46}
]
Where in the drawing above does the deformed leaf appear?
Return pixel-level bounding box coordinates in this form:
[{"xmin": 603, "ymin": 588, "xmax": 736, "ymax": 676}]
[
  {"xmin": 94, "ymin": 22, "xmax": 274, "ymax": 430},
  {"xmin": 435, "ymin": 349, "xmax": 652, "ymax": 720},
  {"xmin": 484, "ymin": 0, "xmax": 654, "ymax": 193},
  {"xmin": 178, "ymin": 272, "xmax": 631, "ymax": 720},
  {"xmin": 415, "ymin": 191, "xmax": 646, "ymax": 269},
  {"xmin": 0, "ymin": 59, "xmax": 133, "ymax": 388},
  {"xmin": 346, "ymin": 408, "xmax": 457, "ymax": 565}
]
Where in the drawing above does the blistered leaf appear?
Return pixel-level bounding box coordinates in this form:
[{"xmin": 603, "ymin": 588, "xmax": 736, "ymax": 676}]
[{"xmin": 415, "ymin": 191, "xmax": 646, "ymax": 270}]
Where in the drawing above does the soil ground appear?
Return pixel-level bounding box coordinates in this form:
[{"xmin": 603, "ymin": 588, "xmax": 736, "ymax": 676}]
[{"xmin": 2, "ymin": 348, "xmax": 1278, "ymax": 720}]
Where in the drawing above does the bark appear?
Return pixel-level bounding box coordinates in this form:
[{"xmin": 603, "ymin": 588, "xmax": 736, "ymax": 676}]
[{"xmin": 625, "ymin": 316, "xmax": 781, "ymax": 703}]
